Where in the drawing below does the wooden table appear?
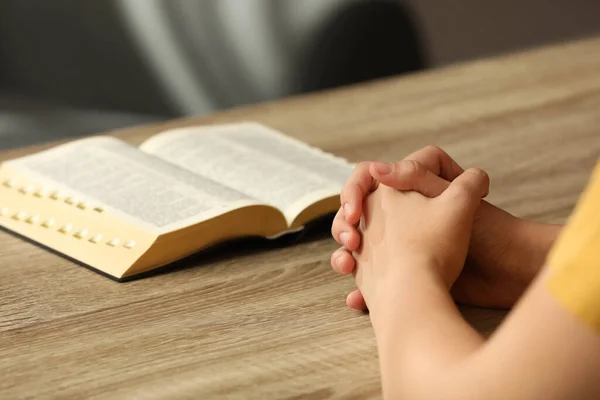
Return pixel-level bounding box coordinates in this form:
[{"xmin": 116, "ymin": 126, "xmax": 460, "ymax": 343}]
[{"xmin": 2, "ymin": 37, "xmax": 600, "ymax": 399}]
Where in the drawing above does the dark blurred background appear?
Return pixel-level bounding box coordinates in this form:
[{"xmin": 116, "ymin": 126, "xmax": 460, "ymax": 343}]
[{"xmin": 1, "ymin": 0, "xmax": 599, "ymax": 149}]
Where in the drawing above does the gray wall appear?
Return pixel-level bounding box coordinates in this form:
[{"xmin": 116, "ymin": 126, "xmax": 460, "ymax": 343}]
[
  {"xmin": 1, "ymin": 0, "xmax": 599, "ymax": 114},
  {"xmin": 409, "ymin": 0, "xmax": 600, "ymax": 67}
]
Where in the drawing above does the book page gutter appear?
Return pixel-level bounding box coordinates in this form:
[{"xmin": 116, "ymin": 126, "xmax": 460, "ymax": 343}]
[
  {"xmin": 140, "ymin": 123, "xmax": 354, "ymax": 226},
  {"xmin": 5, "ymin": 137, "xmax": 260, "ymax": 234}
]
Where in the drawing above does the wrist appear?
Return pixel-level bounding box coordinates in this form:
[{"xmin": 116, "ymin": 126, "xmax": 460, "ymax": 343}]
[{"xmin": 368, "ymin": 262, "xmax": 446, "ymax": 332}]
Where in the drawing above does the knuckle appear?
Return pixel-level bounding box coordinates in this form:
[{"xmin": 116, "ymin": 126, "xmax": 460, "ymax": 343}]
[
  {"xmin": 398, "ymin": 159, "xmax": 424, "ymax": 178},
  {"xmin": 469, "ymin": 167, "xmax": 489, "ymax": 181},
  {"xmin": 352, "ymin": 161, "xmax": 370, "ymax": 174},
  {"xmin": 424, "ymin": 144, "xmax": 444, "ymax": 155},
  {"xmin": 331, "ymin": 224, "xmax": 339, "ymax": 240},
  {"xmin": 346, "ymin": 161, "xmax": 373, "ymax": 197},
  {"xmin": 339, "ymin": 186, "xmax": 350, "ymax": 203},
  {"xmin": 348, "ymin": 163, "xmax": 368, "ymax": 187},
  {"xmin": 454, "ymin": 182, "xmax": 474, "ymax": 196},
  {"xmin": 340, "ymin": 181, "xmax": 357, "ymax": 201},
  {"xmin": 425, "ymin": 145, "xmax": 451, "ymax": 161},
  {"xmin": 468, "ymin": 167, "xmax": 490, "ymax": 195},
  {"xmin": 465, "ymin": 168, "xmax": 490, "ymax": 188},
  {"xmin": 448, "ymin": 187, "xmax": 472, "ymax": 204},
  {"xmin": 449, "ymin": 180, "xmax": 475, "ymax": 200},
  {"xmin": 331, "ymin": 210, "xmax": 342, "ymax": 236}
]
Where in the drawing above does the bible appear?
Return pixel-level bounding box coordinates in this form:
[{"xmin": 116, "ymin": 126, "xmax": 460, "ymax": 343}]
[{"xmin": 0, "ymin": 122, "xmax": 353, "ymax": 280}]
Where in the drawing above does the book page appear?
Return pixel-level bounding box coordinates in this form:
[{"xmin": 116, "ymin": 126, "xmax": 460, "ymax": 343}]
[
  {"xmin": 140, "ymin": 122, "xmax": 354, "ymax": 224},
  {"xmin": 4, "ymin": 137, "xmax": 261, "ymax": 234}
]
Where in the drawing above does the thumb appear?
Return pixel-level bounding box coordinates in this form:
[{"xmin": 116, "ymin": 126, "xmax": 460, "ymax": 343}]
[{"xmin": 439, "ymin": 168, "xmax": 489, "ymax": 218}]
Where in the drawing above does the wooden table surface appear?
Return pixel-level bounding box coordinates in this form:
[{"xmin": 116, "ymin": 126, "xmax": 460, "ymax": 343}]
[{"xmin": 3, "ymin": 37, "xmax": 600, "ymax": 399}]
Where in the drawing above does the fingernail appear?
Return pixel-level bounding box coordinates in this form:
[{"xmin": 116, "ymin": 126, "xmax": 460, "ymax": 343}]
[
  {"xmin": 340, "ymin": 232, "xmax": 349, "ymax": 246},
  {"xmin": 343, "ymin": 202, "xmax": 352, "ymax": 216},
  {"xmin": 373, "ymin": 162, "xmax": 392, "ymax": 175}
]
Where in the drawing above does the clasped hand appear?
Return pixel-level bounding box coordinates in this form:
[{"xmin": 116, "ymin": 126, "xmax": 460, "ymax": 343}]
[
  {"xmin": 346, "ymin": 162, "xmax": 488, "ymax": 312},
  {"xmin": 331, "ymin": 146, "xmax": 540, "ymax": 311}
]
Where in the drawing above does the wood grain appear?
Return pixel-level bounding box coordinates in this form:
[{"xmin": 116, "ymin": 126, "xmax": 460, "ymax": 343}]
[{"xmin": 2, "ymin": 36, "xmax": 600, "ymax": 399}]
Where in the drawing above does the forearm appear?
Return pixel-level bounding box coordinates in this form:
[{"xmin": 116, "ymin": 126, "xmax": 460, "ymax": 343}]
[
  {"xmin": 469, "ymin": 269, "xmax": 600, "ymax": 399},
  {"xmin": 515, "ymin": 219, "xmax": 562, "ymax": 273},
  {"xmin": 371, "ymin": 266, "xmax": 484, "ymax": 399},
  {"xmin": 371, "ymin": 264, "xmax": 600, "ymax": 400},
  {"xmin": 473, "ymin": 201, "xmax": 562, "ymax": 283}
]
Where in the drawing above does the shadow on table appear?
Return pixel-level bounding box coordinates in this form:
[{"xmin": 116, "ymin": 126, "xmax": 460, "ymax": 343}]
[{"xmin": 118, "ymin": 212, "xmax": 337, "ymax": 282}]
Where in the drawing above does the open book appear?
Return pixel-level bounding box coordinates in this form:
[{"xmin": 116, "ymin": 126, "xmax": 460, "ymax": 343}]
[{"xmin": 0, "ymin": 122, "xmax": 353, "ymax": 280}]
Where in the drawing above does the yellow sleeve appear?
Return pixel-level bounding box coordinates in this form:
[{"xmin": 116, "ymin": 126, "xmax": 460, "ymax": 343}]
[{"xmin": 546, "ymin": 159, "xmax": 600, "ymax": 331}]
